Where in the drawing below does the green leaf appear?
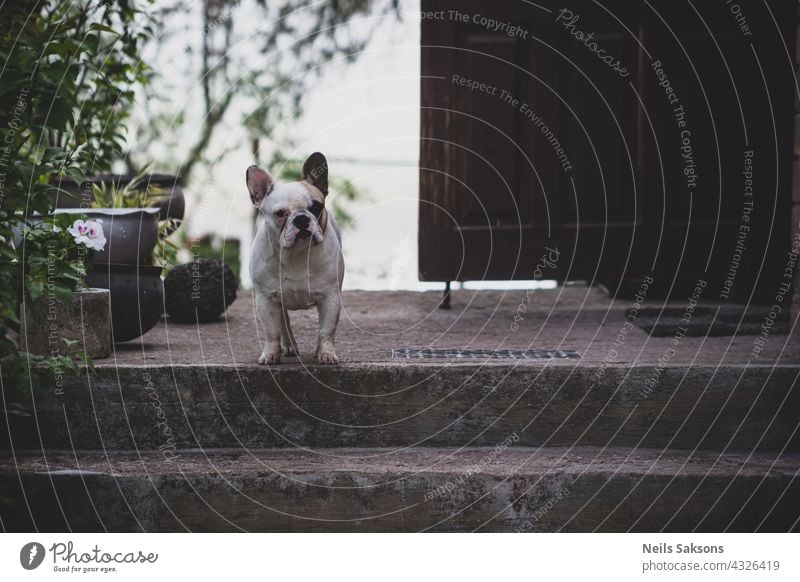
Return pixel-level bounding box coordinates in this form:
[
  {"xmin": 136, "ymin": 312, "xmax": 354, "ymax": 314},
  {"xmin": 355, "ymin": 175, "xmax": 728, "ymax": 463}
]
[
  {"xmin": 83, "ymin": 32, "xmax": 100, "ymax": 52},
  {"xmin": 77, "ymin": 351, "xmax": 96, "ymax": 373},
  {"xmin": 28, "ymin": 280, "xmax": 44, "ymax": 302},
  {"xmin": 65, "ymin": 167, "xmax": 84, "ymax": 184},
  {"xmin": 0, "ymin": 79, "xmax": 26, "ymax": 98},
  {"xmin": 89, "ymin": 23, "xmax": 119, "ymax": 35},
  {"xmin": 48, "ymin": 97, "xmax": 73, "ymax": 131},
  {"xmin": 51, "ymin": 284, "xmax": 73, "ymax": 301}
]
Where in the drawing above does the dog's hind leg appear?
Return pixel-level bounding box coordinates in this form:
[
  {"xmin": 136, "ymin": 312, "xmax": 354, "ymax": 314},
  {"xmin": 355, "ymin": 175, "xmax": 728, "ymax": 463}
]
[{"xmin": 280, "ymin": 307, "xmax": 299, "ymax": 357}]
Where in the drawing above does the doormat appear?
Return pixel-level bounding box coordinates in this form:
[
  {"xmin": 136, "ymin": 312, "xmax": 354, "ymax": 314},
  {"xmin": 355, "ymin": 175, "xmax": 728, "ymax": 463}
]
[
  {"xmin": 629, "ymin": 307, "xmax": 790, "ymax": 337},
  {"xmin": 391, "ymin": 348, "xmax": 580, "ymax": 360}
]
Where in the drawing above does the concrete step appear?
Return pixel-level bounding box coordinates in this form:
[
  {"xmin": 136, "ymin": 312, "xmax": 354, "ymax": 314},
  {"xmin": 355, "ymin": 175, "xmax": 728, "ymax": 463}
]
[
  {"xmin": 5, "ymin": 364, "xmax": 799, "ymax": 452},
  {"xmin": 1, "ymin": 447, "xmax": 798, "ymax": 532}
]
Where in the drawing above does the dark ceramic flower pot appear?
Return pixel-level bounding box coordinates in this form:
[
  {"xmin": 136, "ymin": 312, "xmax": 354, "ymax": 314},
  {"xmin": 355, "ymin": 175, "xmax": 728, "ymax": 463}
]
[
  {"xmin": 86, "ymin": 264, "xmax": 164, "ymax": 342},
  {"xmin": 51, "ymin": 207, "xmax": 161, "ymax": 265}
]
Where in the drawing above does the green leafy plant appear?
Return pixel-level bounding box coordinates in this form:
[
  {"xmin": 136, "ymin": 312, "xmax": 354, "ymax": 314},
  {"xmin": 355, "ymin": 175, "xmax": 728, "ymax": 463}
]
[
  {"xmin": 90, "ymin": 169, "xmax": 157, "ymax": 209},
  {"xmin": 153, "ymin": 220, "xmax": 181, "ymax": 271},
  {"xmin": 0, "ymin": 0, "xmax": 154, "ymax": 416},
  {"xmin": 6, "ymin": 213, "xmax": 106, "ymax": 418},
  {"xmin": 18, "ymin": 214, "xmax": 93, "ymax": 303},
  {"xmin": 1, "ymin": 349, "xmax": 95, "ymax": 419}
]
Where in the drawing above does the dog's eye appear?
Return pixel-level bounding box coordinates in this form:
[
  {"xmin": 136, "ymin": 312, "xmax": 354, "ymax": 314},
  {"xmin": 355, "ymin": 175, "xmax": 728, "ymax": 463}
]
[
  {"xmin": 309, "ymin": 201, "xmax": 324, "ymax": 217},
  {"xmin": 274, "ymin": 210, "xmax": 286, "ymax": 218}
]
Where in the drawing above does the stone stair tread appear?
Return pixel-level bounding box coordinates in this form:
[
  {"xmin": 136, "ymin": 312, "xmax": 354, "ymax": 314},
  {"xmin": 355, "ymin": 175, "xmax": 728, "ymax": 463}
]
[
  {"xmin": 5, "ymin": 447, "xmax": 800, "ymax": 479},
  {"xmin": 10, "ymin": 363, "xmax": 799, "ymax": 452},
  {"xmin": 4, "ymin": 447, "xmax": 798, "ymax": 532}
]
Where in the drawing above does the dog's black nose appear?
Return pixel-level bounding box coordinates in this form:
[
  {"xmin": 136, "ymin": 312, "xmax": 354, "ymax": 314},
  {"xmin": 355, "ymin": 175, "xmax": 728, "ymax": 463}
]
[{"xmin": 293, "ymin": 214, "xmax": 310, "ymax": 229}]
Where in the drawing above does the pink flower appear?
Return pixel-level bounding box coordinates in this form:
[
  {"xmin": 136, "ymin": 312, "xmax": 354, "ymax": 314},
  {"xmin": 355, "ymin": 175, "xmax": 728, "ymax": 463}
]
[{"xmin": 68, "ymin": 218, "xmax": 107, "ymax": 252}]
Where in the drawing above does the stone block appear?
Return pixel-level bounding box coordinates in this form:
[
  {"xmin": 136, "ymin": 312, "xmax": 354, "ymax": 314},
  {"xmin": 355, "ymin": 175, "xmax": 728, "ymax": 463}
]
[{"xmin": 20, "ymin": 287, "xmax": 111, "ymax": 359}]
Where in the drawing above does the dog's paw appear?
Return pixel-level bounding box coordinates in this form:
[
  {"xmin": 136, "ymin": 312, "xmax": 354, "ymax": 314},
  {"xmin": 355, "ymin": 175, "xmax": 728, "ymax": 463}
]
[
  {"xmin": 316, "ymin": 349, "xmax": 339, "ymax": 365},
  {"xmin": 281, "ymin": 344, "xmax": 298, "ymax": 357},
  {"xmin": 258, "ymin": 351, "xmax": 281, "ymax": 365}
]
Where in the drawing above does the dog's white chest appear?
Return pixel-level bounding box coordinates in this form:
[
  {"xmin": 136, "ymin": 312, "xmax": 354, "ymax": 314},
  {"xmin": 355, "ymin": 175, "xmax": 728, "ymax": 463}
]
[
  {"xmin": 250, "ymin": 221, "xmax": 342, "ymax": 311},
  {"xmin": 268, "ymin": 268, "xmax": 324, "ymax": 309}
]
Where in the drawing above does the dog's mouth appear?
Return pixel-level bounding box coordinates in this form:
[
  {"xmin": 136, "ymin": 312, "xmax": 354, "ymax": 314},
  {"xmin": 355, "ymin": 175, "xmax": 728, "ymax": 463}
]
[{"xmin": 280, "ymin": 213, "xmax": 325, "ymax": 248}]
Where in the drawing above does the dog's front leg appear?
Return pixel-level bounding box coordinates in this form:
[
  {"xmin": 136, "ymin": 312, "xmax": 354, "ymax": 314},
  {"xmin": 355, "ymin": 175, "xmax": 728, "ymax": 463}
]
[
  {"xmin": 315, "ymin": 293, "xmax": 341, "ymax": 365},
  {"xmin": 280, "ymin": 307, "xmax": 299, "ymax": 356},
  {"xmin": 256, "ymin": 292, "xmax": 282, "ymax": 365}
]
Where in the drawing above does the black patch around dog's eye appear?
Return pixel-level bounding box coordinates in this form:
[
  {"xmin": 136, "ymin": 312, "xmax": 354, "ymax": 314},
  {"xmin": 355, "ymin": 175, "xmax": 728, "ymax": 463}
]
[{"xmin": 308, "ymin": 200, "xmax": 324, "ymax": 217}]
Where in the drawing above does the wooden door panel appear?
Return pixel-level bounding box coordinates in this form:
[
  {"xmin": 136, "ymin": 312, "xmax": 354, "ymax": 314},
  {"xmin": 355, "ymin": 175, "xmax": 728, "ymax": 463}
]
[
  {"xmin": 453, "ymin": 32, "xmax": 522, "ymax": 227},
  {"xmin": 638, "ymin": 0, "xmax": 794, "ymax": 297},
  {"xmin": 558, "ymin": 24, "xmax": 639, "ymax": 226},
  {"xmin": 419, "ymin": 0, "xmax": 795, "ymax": 300}
]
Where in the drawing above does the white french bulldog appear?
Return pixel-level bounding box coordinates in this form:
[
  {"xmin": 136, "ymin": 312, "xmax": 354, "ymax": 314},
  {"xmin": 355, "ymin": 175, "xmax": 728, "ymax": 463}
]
[{"xmin": 247, "ymin": 152, "xmax": 344, "ymax": 365}]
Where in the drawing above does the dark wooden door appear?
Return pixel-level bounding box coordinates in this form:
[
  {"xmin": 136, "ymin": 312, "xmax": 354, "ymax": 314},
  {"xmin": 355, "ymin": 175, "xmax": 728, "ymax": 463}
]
[{"xmin": 419, "ymin": 0, "xmax": 795, "ymax": 300}]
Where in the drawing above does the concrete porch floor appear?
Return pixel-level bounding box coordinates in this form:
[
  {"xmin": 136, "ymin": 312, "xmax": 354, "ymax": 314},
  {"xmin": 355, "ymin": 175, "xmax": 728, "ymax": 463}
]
[{"xmin": 109, "ymin": 287, "xmax": 800, "ymax": 367}]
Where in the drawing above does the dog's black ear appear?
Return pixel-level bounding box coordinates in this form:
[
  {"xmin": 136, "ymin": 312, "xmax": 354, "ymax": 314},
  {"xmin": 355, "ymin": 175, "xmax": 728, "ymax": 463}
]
[
  {"xmin": 301, "ymin": 152, "xmax": 328, "ymax": 197},
  {"xmin": 246, "ymin": 165, "xmax": 274, "ymax": 206}
]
